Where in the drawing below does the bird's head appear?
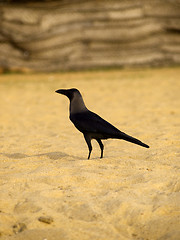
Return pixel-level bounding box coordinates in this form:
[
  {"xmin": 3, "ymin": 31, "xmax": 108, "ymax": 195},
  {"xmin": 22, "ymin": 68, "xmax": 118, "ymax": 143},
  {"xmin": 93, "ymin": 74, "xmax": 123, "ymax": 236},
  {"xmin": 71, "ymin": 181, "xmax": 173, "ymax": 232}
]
[{"xmin": 55, "ymin": 88, "xmax": 81, "ymax": 101}]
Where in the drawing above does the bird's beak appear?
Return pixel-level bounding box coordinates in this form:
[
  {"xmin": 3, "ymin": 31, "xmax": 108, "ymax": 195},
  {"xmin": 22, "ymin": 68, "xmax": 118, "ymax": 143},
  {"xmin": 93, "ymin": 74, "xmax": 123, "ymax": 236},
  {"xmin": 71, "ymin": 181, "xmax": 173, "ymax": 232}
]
[
  {"xmin": 55, "ymin": 89, "xmax": 67, "ymax": 95},
  {"xmin": 55, "ymin": 89, "xmax": 72, "ymax": 100}
]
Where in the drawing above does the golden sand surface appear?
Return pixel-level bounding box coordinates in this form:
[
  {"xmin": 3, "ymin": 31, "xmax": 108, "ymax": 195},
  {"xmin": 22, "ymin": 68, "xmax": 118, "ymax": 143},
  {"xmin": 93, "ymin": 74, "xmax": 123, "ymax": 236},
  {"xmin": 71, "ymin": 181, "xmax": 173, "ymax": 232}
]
[{"xmin": 0, "ymin": 68, "xmax": 180, "ymax": 240}]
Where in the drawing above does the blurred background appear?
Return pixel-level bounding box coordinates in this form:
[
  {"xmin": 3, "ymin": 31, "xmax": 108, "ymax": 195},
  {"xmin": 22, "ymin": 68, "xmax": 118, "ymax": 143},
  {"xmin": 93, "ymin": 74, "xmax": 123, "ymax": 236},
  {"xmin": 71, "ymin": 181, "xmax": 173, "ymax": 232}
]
[{"xmin": 0, "ymin": 0, "xmax": 180, "ymax": 72}]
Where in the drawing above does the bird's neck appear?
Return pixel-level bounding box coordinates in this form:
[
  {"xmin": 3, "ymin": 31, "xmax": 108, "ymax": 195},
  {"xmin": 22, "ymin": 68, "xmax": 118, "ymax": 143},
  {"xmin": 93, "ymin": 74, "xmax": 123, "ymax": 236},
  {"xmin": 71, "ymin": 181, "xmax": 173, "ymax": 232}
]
[{"xmin": 70, "ymin": 95, "xmax": 88, "ymax": 114}]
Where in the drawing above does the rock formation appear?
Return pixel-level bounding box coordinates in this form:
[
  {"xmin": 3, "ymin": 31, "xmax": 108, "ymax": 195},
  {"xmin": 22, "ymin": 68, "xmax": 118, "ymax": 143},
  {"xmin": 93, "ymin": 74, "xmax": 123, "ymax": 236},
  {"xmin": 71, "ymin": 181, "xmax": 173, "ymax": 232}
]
[{"xmin": 0, "ymin": 0, "xmax": 180, "ymax": 72}]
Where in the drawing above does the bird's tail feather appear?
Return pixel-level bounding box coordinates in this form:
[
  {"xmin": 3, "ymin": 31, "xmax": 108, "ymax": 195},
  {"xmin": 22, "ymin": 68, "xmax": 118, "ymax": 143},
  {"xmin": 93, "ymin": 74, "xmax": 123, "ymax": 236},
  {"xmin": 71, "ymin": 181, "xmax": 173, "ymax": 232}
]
[{"xmin": 117, "ymin": 132, "xmax": 149, "ymax": 148}]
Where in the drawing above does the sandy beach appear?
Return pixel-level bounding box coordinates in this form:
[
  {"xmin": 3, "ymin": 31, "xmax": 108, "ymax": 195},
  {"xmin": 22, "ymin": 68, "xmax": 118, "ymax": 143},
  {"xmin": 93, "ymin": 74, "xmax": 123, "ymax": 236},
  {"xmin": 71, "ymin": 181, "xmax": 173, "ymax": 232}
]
[{"xmin": 0, "ymin": 68, "xmax": 180, "ymax": 240}]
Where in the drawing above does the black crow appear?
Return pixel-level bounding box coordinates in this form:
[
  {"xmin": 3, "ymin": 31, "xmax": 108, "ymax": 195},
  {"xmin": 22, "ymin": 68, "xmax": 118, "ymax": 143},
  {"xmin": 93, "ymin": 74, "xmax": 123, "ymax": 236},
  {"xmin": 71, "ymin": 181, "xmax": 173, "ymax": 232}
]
[{"xmin": 55, "ymin": 88, "xmax": 149, "ymax": 159}]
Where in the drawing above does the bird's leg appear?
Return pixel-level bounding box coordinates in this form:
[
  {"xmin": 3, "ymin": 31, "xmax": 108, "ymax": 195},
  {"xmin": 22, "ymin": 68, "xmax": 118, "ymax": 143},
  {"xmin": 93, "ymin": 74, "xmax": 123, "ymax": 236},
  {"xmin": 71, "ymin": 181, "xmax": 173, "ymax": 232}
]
[
  {"xmin": 96, "ymin": 139, "xmax": 104, "ymax": 158},
  {"xmin": 83, "ymin": 134, "xmax": 92, "ymax": 159}
]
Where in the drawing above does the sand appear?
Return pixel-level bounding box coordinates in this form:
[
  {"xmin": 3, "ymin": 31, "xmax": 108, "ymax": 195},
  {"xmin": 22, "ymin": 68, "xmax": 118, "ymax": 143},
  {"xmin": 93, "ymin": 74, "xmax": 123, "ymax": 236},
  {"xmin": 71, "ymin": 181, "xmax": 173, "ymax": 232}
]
[{"xmin": 0, "ymin": 68, "xmax": 180, "ymax": 240}]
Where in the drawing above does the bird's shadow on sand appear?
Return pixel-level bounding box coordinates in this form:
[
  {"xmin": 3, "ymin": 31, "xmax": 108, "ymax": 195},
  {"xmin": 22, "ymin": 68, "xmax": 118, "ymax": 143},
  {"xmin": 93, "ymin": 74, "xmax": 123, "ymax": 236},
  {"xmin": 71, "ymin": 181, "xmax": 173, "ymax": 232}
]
[{"xmin": 1, "ymin": 152, "xmax": 83, "ymax": 160}]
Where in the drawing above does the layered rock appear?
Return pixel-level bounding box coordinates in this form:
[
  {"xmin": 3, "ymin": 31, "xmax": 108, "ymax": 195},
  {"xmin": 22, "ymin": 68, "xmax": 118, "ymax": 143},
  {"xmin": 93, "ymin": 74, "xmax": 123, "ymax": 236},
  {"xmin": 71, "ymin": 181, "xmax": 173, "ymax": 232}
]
[{"xmin": 0, "ymin": 0, "xmax": 180, "ymax": 71}]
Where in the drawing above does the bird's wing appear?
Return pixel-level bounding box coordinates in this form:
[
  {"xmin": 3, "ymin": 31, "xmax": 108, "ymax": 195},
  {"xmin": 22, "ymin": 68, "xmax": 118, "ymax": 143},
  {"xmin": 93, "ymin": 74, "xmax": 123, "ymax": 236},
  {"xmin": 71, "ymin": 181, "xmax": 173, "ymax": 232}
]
[
  {"xmin": 70, "ymin": 110, "xmax": 149, "ymax": 148},
  {"xmin": 70, "ymin": 110, "xmax": 121, "ymax": 136}
]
